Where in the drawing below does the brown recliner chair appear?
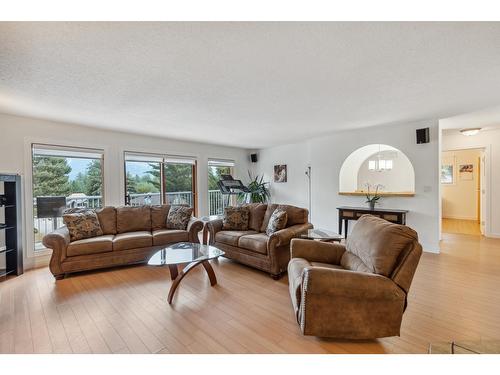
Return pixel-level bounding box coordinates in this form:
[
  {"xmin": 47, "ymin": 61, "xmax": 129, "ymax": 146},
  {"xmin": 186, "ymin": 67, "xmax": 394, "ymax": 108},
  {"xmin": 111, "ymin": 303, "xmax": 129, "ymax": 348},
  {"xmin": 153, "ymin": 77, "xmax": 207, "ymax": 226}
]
[{"xmin": 288, "ymin": 214, "xmax": 422, "ymax": 339}]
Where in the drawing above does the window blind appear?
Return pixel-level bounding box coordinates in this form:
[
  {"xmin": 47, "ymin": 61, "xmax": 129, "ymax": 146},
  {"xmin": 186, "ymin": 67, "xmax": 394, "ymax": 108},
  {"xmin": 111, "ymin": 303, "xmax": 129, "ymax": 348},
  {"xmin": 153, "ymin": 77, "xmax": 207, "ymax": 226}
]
[
  {"xmin": 32, "ymin": 144, "xmax": 104, "ymax": 160},
  {"xmin": 208, "ymin": 159, "xmax": 235, "ymax": 167},
  {"xmin": 125, "ymin": 152, "xmax": 196, "ymax": 164}
]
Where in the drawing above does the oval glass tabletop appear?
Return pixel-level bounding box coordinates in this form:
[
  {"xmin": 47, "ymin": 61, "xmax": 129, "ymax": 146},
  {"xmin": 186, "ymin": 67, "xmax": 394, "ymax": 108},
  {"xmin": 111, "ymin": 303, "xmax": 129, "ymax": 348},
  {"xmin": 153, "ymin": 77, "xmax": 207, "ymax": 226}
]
[{"xmin": 148, "ymin": 242, "xmax": 225, "ymax": 266}]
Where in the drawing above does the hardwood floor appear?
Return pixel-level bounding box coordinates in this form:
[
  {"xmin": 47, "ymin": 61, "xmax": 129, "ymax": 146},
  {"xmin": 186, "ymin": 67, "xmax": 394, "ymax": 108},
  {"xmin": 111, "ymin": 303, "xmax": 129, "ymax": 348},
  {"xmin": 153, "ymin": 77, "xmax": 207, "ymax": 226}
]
[
  {"xmin": 1, "ymin": 232, "xmax": 500, "ymax": 354},
  {"xmin": 442, "ymin": 218, "xmax": 481, "ymax": 236}
]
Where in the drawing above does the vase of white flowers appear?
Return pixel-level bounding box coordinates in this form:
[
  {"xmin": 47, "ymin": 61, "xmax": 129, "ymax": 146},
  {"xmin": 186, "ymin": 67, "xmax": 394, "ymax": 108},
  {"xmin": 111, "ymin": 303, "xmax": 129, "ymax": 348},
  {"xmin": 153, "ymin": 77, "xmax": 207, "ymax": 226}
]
[{"xmin": 364, "ymin": 183, "xmax": 384, "ymax": 210}]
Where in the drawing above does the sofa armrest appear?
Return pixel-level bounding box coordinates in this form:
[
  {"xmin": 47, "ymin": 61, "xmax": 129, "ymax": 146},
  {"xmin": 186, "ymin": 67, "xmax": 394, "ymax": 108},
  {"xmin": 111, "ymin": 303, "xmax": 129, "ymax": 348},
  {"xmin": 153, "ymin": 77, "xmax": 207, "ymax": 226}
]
[
  {"xmin": 42, "ymin": 226, "xmax": 70, "ymax": 278},
  {"xmin": 187, "ymin": 217, "xmax": 204, "ymax": 243},
  {"xmin": 269, "ymin": 223, "xmax": 313, "ymax": 248},
  {"xmin": 291, "ymin": 238, "xmax": 345, "ymax": 265},
  {"xmin": 207, "ymin": 219, "xmax": 223, "ymax": 245},
  {"xmin": 303, "ymin": 267, "xmax": 405, "ymax": 300}
]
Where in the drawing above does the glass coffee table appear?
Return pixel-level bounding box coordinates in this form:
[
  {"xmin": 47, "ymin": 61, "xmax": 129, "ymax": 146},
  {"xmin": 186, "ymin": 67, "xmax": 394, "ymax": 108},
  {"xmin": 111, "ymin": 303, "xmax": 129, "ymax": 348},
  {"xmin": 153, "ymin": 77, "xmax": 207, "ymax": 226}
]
[
  {"xmin": 300, "ymin": 228, "xmax": 343, "ymax": 242},
  {"xmin": 148, "ymin": 242, "xmax": 225, "ymax": 304}
]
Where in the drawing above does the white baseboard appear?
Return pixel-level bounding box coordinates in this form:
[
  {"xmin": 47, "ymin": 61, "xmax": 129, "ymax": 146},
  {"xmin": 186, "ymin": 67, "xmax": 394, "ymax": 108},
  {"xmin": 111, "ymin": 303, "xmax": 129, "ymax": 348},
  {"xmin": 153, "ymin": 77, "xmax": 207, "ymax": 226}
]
[
  {"xmin": 422, "ymin": 242, "xmax": 440, "ymax": 254},
  {"xmin": 486, "ymin": 233, "xmax": 500, "ymax": 239}
]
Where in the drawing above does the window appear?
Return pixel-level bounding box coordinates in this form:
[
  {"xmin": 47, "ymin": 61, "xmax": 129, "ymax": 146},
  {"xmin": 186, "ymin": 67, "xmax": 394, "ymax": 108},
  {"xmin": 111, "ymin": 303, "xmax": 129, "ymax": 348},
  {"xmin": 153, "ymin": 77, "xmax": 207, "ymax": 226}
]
[
  {"xmin": 124, "ymin": 153, "xmax": 162, "ymax": 206},
  {"xmin": 124, "ymin": 152, "xmax": 197, "ymax": 213},
  {"xmin": 208, "ymin": 159, "xmax": 235, "ymax": 215},
  {"xmin": 164, "ymin": 157, "xmax": 196, "ymax": 209},
  {"xmin": 31, "ymin": 144, "xmax": 104, "ymax": 251}
]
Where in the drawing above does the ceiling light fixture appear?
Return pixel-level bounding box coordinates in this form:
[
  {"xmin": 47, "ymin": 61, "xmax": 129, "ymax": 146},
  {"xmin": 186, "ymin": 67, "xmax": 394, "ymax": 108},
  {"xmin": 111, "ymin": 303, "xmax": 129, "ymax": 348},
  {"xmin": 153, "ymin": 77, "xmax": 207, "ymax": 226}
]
[{"xmin": 460, "ymin": 128, "xmax": 481, "ymax": 136}]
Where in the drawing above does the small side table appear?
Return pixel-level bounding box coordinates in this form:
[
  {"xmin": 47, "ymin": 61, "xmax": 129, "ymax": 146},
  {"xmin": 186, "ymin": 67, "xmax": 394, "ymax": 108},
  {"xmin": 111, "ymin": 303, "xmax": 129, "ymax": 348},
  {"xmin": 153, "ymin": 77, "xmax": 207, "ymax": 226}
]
[
  {"xmin": 200, "ymin": 215, "xmax": 223, "ymax": 245},
  {"xmin": 300, "ymin": 228, "xmax": 343, "ymax": 242}
]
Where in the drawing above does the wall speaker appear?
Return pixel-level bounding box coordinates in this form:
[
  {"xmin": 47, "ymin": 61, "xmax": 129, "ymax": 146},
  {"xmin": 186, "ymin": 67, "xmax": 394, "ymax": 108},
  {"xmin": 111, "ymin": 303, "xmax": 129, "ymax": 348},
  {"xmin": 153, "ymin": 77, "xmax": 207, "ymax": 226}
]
[
  {"xmin": 250, "ymin": 153, "xmax": 258, "ymax": 163},
  {"xmin": 416, "ymin": 128, "xmax": 430, "ymax": 144}
]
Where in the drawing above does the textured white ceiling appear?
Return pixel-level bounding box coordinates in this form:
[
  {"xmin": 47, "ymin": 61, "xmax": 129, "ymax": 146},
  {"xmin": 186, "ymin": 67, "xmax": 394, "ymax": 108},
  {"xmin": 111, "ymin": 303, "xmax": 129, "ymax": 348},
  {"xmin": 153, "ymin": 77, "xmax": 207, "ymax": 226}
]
[{"xmin": 2, "ymin": 22, "xmax": 500, "ymax": 148}]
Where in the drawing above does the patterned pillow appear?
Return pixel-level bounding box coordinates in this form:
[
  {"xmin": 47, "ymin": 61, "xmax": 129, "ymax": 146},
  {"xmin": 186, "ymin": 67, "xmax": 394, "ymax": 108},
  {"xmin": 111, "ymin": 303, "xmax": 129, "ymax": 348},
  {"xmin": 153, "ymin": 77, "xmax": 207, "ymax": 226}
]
[
  {"xmin": 63, "ymin": 210, "xmax": 104, "ymax": 242},
  {"xmin": 223, "ymin": 206, "xmax": 250, "ymax": 230},
  {"xmin": 266, "ymin": 209, "xmax": 288, "ymax": 236},
  {"xmin": 166, "ymin": 206, "xmax": 193, "ymax": 230}
]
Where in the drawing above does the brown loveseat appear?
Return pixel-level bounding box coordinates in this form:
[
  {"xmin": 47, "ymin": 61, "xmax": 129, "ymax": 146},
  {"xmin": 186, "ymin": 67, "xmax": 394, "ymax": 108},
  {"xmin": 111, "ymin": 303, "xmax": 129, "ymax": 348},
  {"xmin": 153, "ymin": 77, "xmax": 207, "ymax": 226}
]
[
  {"xmin": 207, "ymin": 203, "xmax": 313, "ymax": 279},
  {"xmin": 43, "ymin": 205, "xmax": 203, "ymax": 279},
  {"xmin": 288, "ymin": 214, "xmax": 422, "ymax": 339}
]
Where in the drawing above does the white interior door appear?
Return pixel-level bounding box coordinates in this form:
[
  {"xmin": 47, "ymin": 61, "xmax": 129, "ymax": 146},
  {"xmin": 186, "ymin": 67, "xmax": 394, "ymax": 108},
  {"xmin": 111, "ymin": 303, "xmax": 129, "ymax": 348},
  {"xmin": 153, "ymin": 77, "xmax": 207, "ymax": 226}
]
[{"xmin": 480, "ymin": 151, "xmax": 486, "ymax": 235}]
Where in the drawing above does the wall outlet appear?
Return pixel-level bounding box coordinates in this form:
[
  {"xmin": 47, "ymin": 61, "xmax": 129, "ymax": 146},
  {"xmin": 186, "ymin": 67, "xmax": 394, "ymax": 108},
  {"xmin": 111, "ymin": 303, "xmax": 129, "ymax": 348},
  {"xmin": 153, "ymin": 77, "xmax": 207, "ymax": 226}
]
[{"xmin": 423, "ymin": 185, "xmax": 432, "ymax": 192}]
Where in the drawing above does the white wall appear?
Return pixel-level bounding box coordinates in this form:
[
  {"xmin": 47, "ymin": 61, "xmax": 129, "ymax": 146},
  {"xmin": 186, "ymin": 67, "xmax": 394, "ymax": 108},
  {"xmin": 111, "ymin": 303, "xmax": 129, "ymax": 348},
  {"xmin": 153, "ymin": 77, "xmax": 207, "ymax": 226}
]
[
  {"xmin": 0, "ymin": 112, "xmax": 251, "ymax": 269},
  {"xmin": 442, "ymin": 129, "xmax": 500, "ymax": 237},
  {"xmin": 441, "ymin": 149, "xmax": 481, "ymax": 220},
  {"xmin": 256, "ymin": 120, "xmax": 440, "ymax": 252}
]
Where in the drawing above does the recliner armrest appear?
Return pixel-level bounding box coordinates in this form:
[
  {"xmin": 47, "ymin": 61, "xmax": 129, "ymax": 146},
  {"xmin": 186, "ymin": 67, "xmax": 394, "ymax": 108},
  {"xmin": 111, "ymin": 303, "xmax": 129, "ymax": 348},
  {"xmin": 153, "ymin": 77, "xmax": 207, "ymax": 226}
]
[
  {"xmin": 303, "ymin": 267, "xmax": 405, "ymax": 300},
  {"xmin": 291, "ymin": 238, "xmax": 345, "ymax": 265}
]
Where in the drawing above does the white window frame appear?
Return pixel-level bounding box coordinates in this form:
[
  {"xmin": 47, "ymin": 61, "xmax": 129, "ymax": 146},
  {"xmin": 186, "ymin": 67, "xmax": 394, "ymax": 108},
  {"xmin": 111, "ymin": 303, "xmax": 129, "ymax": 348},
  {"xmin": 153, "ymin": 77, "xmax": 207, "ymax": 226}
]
[
  {"xmin": 123, "ymin": 151, "xmax": 197, "ymax": 210},
  {"xmin": 25, "ymin": 139, "xmax": 107, "ymax": 259}
]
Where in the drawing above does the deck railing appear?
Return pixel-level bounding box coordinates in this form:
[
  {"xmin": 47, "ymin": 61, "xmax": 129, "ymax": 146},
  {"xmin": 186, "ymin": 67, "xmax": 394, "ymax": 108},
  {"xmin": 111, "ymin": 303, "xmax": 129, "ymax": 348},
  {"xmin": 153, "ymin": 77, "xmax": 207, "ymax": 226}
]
[{"xmin": 33, "ymin": 190, "xmax": 225, "ymax": 249}]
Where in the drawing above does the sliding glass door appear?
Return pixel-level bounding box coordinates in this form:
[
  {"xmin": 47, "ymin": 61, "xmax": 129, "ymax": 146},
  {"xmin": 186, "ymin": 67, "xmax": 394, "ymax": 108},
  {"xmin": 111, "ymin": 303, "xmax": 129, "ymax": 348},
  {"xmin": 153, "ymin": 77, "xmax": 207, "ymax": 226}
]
[
  {"xmin": 164, "ymin": 158, "xmax": 197, "ymax": 212},
  {"xmin": 124, "ymin": 154, "xmax": 162, "ymax": 206},
  {"xmin": 208, "ymin": 159, "xmax": 235, "ymax": 215},
  {"xmin": 124, "ymin": 152, "xmax": 197, "ymax": 214}
]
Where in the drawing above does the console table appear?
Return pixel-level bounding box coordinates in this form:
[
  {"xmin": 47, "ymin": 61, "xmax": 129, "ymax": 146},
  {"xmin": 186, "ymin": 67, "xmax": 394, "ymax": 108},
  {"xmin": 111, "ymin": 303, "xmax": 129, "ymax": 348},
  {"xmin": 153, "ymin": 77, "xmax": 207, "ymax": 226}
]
[{"xmin": 337, "ymin": 206, "xmax": 408, "ymax": 238}]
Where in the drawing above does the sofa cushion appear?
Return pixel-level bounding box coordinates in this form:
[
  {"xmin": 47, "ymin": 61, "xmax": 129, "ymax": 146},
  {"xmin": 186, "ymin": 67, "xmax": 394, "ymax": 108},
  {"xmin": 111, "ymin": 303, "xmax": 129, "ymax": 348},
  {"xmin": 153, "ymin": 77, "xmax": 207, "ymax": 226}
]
[
  {"xmin": 260, "ymin": 204, "xmax": 308, "ymax": 232},
  {"xmin": 116, "ymin": 206, "xmax": 152, "ymax": 233},
  {"xmin": 166, "ymin": 206, "xmax": 193, "ymax": 230},
  {"xmin": 238, "ymin": 233, "xmax": 269, "ymax": 255},
  {"xmin": 95, "ymin": 206, "xmax": 117, "ymax": 235},
  {"xmin": 344, "ymin": 214, "xmax": 419, "ymax": 277},
  {"xmin": 215, "ymin": 230, "xmax": 258, "ymax": 246},
  {"xmin": 241, "ymin": 203, "xmax": 267, "ymax": 231},
  {"xmin": 113, "ymin": 231, "xmax": 153, "ymax": 251},
  {"xmin": 152, "ymin": 229, "xmax": 189, "ymax": 246},
  {"xmin": 260, "ymin": 204, "xmax": 278, "ymax": 232},
  {"xmin": 151, "ymin": 205, "xmax": 171, "ymax": 231},
  {"xmin": 222, "ymin": 206, "xmax": 250, "ymax": 230},
  {"xmin": 340, "ymin": 252, "xmax": 372, "ymax": 273},
  {"xmin": 279, "ymin": 204, "xmax": 309, "ymax": 226},
  {"xmin": 265, "ymin": 208, "xmax": 288, "ymax": 235},
  {"xmin": 66, "ymin": 235, "xmax": 114, "ymax": 257},
  {"xmin": 63, "ymin": 211, "xmax": 104, "ymax": 242}
]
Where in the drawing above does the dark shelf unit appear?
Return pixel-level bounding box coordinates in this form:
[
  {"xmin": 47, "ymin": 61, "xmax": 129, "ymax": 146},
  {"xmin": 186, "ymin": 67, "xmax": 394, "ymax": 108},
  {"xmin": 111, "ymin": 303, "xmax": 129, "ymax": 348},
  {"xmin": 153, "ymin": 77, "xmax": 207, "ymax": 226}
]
[{"xmin": 1, "ymin": 174, "xmax": 23, "ymax": 280}]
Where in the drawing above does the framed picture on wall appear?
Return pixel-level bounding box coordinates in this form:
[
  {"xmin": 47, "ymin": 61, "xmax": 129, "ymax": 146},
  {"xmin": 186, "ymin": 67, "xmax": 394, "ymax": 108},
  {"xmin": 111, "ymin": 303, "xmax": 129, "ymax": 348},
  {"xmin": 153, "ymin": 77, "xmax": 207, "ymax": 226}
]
[
  {"xmin": 459, "ymin": 164, "xmax": 474, "ymax": 180},
  {"xmin": 441, "ymin": 164, "xmax": 453, "ymax": 184},
  {"xmin": 274, "ymin": 164, "xmax": 287, "ymax": 183}
]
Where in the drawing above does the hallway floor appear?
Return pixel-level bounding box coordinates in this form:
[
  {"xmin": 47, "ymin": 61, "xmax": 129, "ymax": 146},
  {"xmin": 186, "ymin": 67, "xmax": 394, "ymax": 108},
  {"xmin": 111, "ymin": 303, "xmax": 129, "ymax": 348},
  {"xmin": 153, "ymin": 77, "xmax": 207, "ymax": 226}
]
[{"xmin": 442, "ymin": 218, "xmax": 481, "ymax": 236}]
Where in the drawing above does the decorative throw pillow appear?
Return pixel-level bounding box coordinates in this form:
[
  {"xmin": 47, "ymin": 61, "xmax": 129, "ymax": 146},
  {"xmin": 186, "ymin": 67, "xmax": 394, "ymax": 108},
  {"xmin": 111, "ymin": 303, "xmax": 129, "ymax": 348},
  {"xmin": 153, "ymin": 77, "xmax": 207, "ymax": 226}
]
[
  {"xmin": 266, "ymin": 209, "xmax": 288, "ymax": 236},
  {"xmin": 166, "ymin": 205, "xmax": 193, "ymax": 230},
  {"xmin": 222, "ymin": 206, "xmax": 250, "ymax": 230},
  {"xmin": 63, "ymin": 210, "xmax": 103, "ymax": 242}
]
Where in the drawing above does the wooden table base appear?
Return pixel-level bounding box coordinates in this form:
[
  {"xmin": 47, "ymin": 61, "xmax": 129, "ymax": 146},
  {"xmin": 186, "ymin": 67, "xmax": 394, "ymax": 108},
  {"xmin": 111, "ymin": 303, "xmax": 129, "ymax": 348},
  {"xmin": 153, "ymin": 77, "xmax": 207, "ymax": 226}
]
[{"xmin": 167, "ymin": 259, "xmax": 217, "ymax": 304}]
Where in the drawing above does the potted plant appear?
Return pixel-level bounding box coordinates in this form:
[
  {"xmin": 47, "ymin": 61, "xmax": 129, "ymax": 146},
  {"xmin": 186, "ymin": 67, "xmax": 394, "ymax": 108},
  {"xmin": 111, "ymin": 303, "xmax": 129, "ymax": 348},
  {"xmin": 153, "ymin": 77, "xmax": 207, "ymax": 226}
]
[
  {"xmin": 238, "ymin": 171, "xmax": 271, "ymax": 203},
  {"xmin": 364, "ymin": 183, "xmax": 384, "ymax": 210}
]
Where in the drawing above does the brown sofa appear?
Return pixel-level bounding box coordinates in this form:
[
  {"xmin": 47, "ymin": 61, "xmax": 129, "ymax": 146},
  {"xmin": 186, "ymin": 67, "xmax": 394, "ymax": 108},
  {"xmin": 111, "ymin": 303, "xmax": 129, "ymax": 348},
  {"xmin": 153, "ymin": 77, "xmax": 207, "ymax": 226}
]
[
  {"xmin": 43, "ymin": 205, "xmax": 203, "ymax": 279},
  {"xmin": 207, "ymin": 203, "xmax": 313, "ymax": 279},
  {"xmin": 288, "ymin": 214, "xmax": 422, "ymax": 339}
]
